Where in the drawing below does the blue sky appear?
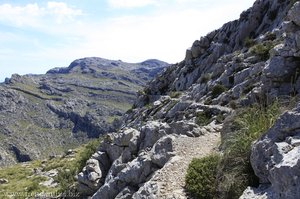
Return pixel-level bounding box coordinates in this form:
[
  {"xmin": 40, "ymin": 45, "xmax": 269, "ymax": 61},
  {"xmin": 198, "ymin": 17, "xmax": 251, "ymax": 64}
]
[{"xmin": 0, "ymin": 0, "xmax": 254, "ymax": 81}]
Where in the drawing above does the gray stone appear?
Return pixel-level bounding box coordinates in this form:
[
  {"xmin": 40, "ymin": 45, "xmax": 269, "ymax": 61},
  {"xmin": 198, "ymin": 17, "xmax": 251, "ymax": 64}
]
[
  {"xmin": 288, "ymin": 2, "xmax": 300, "ymax": 27},
  {"xmin": 92, "ymin": 179, "xmax": 126, "ymax": 199},
  {"xmin": 100, "ymin": 142, "xmax": 124, "ymax": 163},
  {"xmin": 77, "ymin": 151, "xmax": 110, "ymax": 195},
  {"xmin": 169, "ymin": 121, "xmax": 200, "ymax": 136},
  {"xmin": 115, "ymin": 186, "xmax": 136, "ymax": 199},
  {"xmin": 240, "ymin": 185, "xmax": 273, "ymax": 199},
  {"xmin": 113, "ymin": 128, "xmax": 140, "ymax": 147},
  {"xmin": 132, "ymin": 181, "xmax": 158, "ymax": 199},
  {"xmin": 166, "ymin": 101, "xmax": 191, "ymax": 118},
  {"xmin": 150, "ymin": 136, "xmax": 174, "ymax": 168},
  {"xmin": 139, "ymin": 121, "xmax": 170, "ymax": 150},
  {"xmin": 248, "ymin": 104, "xmax": 300, "ymax": 198},
  {"xmin": 0, "ymin": 178, "xmax": 8, "ymax": 184},
  {"xmin": 118, "ymin": 155, "xmax": 153, "ymax": 184}
]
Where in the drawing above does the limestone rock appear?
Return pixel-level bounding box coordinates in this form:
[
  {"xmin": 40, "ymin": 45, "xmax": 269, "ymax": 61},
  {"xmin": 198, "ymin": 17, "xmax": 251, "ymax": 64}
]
[
  {"xmin": 115, "ymin": 186, "xmax": 137, "ymax": 199},
  {"xmin": 244, "ymin": 104, "xmax": 300, "ymax": 199},
  {"xmin": 139, "ymin": 121, "xmax": 171, "ymax": 150},
  {"xmin": 288, "ymin": 2, "xmax": 300, "ymax": 27},
  {"xmin": 150, "ymin": 136, "xmax": 174, "ymax": 168},
  {"xmin": 77, "ymin": 151, "xmax": 110, "ymax": 195},
  {"xmin": 0, "ymin": 178, "xmax": 8, "ymax": 184},
  {"xmin": 240, "ymin": 186, "xmax": 273, "ymax": 199}
]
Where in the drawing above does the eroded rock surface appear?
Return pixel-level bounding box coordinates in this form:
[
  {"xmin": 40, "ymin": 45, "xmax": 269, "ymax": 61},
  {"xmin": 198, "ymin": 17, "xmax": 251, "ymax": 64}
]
[{"xmin": 240, "ymin": 104, "xmax": 300, "ymax": 199}]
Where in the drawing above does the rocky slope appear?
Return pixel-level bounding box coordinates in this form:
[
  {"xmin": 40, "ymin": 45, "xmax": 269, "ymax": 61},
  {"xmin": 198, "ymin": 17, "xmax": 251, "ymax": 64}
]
[
  {"xmin": 0, "ymin": 57, "xmax": 168, "ymax": 166},
  {"xmin": 77, "ymin": 0, "xmax": 300, "ymax": 198}
]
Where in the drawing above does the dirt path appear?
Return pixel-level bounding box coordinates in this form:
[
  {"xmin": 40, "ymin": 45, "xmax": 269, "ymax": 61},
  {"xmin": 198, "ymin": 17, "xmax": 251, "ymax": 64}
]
[{"xmin": 150, "ymin": 131, "xmax": 221, "ymax": 199}]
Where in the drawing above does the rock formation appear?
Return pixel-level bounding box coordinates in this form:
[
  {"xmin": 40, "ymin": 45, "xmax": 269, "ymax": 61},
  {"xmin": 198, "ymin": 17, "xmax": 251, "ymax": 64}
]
[
  {"xmin": 240, "ymin": 104, "xmax": 300, "ymax": 199},
  {"xmin": 77, "ymin": 0, "xmax": 300, "ymax": 198},
  {"xmin": 0, "ymin": 57, "xmax": 167, "ymax": 166}
]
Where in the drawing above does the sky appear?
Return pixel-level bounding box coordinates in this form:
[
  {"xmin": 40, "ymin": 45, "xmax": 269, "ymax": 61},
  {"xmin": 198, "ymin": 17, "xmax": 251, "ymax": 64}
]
[{"xmin": 0, "ymin": 0, "xmax": 255, "ymax": 82}]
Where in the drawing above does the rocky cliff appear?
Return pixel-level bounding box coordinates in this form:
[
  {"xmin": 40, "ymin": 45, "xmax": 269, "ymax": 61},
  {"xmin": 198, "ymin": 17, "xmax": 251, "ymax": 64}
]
[
  {"xmin": 0, "ymin": 57, "xmax": 168, "ymax": 166},
  {"xmin": 77, "ymin": 0, "xmax": 300, "ymax": 198}
]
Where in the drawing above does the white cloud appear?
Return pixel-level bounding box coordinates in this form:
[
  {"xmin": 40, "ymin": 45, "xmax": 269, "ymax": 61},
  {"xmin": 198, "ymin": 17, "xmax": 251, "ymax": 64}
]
[
  {"xmin": 47, "ymin": 2, "xmax": 82, "ymax": 23},
  {"xmin": 0, "ymin": 3, "xmax": 41, "ymax": 26},
  {"xmin": 0, "ymin": 2, "xmax": 82, "ymax": 27},
  {"xmin": 107, "ymin": 0, "xmax": 157, "ymax": 8}
]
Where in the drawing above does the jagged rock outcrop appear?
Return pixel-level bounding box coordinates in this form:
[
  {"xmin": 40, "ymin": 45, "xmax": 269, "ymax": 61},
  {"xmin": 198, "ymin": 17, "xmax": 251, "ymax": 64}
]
[
  {"xmin": 0, "ymin": 57, "xmax": 167, "ymax": 166},
  {"xmin": 240, "ymin": 103, "xmax": 300, "ymax": 199},
  {"xmin": 77, "ymin": 99, "xmax": 231, "ymax": 198},
  {"xmin": 145, "ymin": 0, "xmax": 300, "ymax": 107},
  {"xmin": 77, "ymin": 0, "xmax": 300, "ymax": 198}
]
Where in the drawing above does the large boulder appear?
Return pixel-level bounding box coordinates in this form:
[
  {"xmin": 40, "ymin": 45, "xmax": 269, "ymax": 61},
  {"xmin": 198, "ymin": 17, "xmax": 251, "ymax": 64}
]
[
  {"xmin": 150, "ymin": 136, "xmax": 174, "ymax": 168},
  {"xmin": 77, "ymin": 151, "xmax": 110, "ymax": 195},
  {"xmin": 240, "ymin": 104, "xmax": 300, "ymax": 199}
]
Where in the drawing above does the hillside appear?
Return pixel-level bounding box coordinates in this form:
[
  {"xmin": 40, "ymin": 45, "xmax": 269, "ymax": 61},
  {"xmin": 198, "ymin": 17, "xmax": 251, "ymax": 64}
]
[
  {"xmin": 75, "ymin": 0, "xmax": 300, "ymax": 198},
  {"xmin": 0, "ymin": 57, "xmax": 168, "ymax": 166}
]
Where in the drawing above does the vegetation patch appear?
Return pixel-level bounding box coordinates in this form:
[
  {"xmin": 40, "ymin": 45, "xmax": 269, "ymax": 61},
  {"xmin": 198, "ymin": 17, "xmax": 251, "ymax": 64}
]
[
  {"xmin": 217, "ymin": 101, "xmax": 281, "ymax": 199},
  {"xmin": 0, "ymin": 138, "xmax": 101, "ymax": 198},
  {"xmin": 244, "ymin": 37, "xmax": 256, "ymax": 48},
  {"xmin": 169, "ymin": 91, "xmax": 182, "ymax": 98},
  {"xmin": 249, "ymin": 41, "xmax": 275, "ymax": 61},
  {"xmin": 211, "ymin": 84, "xmax": 227, "ymax": 98},
  {"xmin": 199, "ymin": 73, "xmax": 212, "ymax": 84},
  {"xmin": 185, "ymin": 154, "xmax": 220, "ymax": 199},
  {"xmin": 195, "ymin": 111, "xmax": 211, "ymax": 126}
]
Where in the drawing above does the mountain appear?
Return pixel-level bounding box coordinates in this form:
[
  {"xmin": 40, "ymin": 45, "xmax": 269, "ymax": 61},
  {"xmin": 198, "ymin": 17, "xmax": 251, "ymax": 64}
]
[
  {"xmin": 0, "ymin": 57, "xmax": 168, "ymax": 166},
  {"xmin": 76, "ymin": 0, "xmax": 300, "ymax": 198}
]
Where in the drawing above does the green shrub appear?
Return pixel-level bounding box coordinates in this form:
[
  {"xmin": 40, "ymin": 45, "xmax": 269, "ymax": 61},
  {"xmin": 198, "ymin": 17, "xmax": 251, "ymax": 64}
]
[
  {"xmin": 56, "ymin": 138, "xmax": 101, "ymax": 192},
  {"xmin": 229, "ymin": 101, "xmax": 237, "ymax": 109},
  {"xmin": 195, "ymin": 111, "xmax": 211, "ymax": 126},
  {"xmin": 264, "ymin": 32, "xmax": 276, "ymax": 41},
  {"xmin": 249, "ymin": 41, "xmax": 275, "ymax": 61},
  {"xmin": 26, "ymin": 181, "xmax": 41, "ymax": 193},
  {"xmin": 185, "ymin": 154, "xmax": 220, "ymax": 199},
  {"xmin": 199, "ymin": 73, "xmax": 212, "ymax": 84},
  {"xmin": 56, "ymin": 167, "xmax": 78, "ymax": 192},
  {"xmin": 169, "ymin": 91, "xmax": 182, "ymax": 98},
  {"xmin": 244, "ymin": 37, "xmax": 256, "ymax": 48},
  {"xmin": 211, "ymin": 84, "xmax": 227, "ymax": 98},
  {"xmin": 216, "ymin": 101, "xmax": 281, "ymax": 199},
  {"xmin": 76, "ymin": 139, "xmax": 100, "ymax": 171},
  {"xmin": 204, "ymin": 97, "xmax": 212, "ymax": 105}
]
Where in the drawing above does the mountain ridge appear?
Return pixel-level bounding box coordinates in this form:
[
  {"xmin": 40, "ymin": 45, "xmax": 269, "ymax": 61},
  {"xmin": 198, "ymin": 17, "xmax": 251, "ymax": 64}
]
[{"xmin": 0, "ymin": 57, "xmax": 168, "ymax": 166}]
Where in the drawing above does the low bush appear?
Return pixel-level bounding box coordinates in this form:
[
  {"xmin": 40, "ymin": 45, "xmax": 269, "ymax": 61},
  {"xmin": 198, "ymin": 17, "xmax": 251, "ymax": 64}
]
[
  {"xmin": 185, "ymin": 154, "xmax": 220, "ymax": 199},
  {"xmin": 244, "ymin": 37, "xmax": 256, "ymax": 48},
  {"xmin": 211, "ymin": 84, "xmax": 227, "ymax": 98},
  {"xmin": 249, "ymin": 41, "xmax": 275, "ymax": 61},
  {"xmin": 169, "ymin": 91, "xmax": 182, "ymax": 98},
  {"xmin": 199, "ymin": 73, "xmax": 212, "ymax": 84},
  {"xmin": 195, "ymin": 111, "xmax": 211, "ymax": 126}
]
